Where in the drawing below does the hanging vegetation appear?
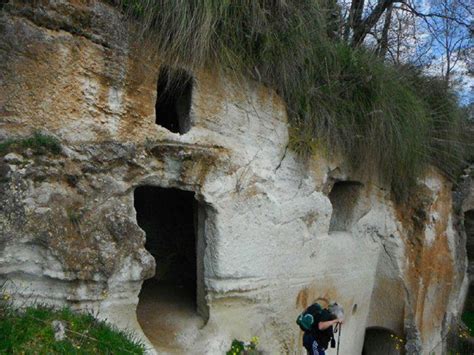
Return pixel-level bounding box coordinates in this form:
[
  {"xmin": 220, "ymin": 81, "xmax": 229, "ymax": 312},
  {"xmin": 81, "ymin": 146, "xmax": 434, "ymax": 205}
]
[{"xmin": 115, "ymin": 0, "xmax": 471, "ymax": 200}]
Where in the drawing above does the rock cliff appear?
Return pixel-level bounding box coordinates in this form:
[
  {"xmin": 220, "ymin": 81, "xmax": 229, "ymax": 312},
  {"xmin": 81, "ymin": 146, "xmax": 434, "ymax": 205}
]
[{"xmin": 0, "ymin": 1, "xmax": 470, "ymax": 354}]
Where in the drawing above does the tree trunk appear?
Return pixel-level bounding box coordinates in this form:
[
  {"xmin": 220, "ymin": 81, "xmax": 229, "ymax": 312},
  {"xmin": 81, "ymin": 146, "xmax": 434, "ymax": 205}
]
[
  {"xmin": 344, "ymin": 0, "xmax": 365, "ymax": 41},
  {"xmin": 377, "ymin": 3, "xmax": 393, "ymax": 58},
  {"xmin": 351, "ymin": 0, "xmax": 398, "ymax": 47}
]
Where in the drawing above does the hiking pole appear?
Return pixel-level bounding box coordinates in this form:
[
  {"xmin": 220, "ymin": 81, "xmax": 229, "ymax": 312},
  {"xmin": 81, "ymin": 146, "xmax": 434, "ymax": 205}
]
[{"xmin": 336, "ymin": 323, "xmax": 342, "ymax": 355}]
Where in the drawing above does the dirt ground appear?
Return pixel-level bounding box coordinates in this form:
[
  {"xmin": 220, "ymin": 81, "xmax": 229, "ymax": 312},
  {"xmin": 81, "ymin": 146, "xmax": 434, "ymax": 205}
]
[{"xmin": 136, "ymin": 279, "xmax": 205, "ymax": 353}]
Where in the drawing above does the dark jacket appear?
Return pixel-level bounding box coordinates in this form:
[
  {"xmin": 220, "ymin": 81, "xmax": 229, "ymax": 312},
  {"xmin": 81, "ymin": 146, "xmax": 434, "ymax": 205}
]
[{"xmin": 306, "ymin": 307, "xmax": 336, "ymax": 349}]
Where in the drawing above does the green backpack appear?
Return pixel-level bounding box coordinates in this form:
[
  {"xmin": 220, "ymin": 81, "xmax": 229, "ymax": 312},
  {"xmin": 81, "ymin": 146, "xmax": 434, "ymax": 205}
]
[{"xmin": 296, "ymin": 303, "xmax": 323, "ymax": 331}]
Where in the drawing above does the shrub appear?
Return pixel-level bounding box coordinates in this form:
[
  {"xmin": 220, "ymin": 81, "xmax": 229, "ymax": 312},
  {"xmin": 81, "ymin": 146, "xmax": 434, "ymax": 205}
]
[
  {"xmin": 226, "ymin": 337, "xmax": 260, "ymax": 355},
  {"xmin": 0, "ymin": 132, "xmax": 61, "ymax": 156}
]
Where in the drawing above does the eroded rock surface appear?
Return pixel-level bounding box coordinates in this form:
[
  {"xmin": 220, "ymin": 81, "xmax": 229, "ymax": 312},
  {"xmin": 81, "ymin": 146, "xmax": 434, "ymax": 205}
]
[{"xmin": 0, "ymin": 1, "xmax": 469, "ymax": 354}]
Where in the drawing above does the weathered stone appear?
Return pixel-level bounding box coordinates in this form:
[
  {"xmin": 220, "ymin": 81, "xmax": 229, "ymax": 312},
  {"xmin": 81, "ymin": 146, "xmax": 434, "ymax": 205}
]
[
  {"xmin": 0, "ymin": 161, "xmax": 11, "ymax": 181},
  {"xmin": 3, "ymin": 152, "xmax": 23, "ymax": 164},
  {"xmin": 52, "ymin": 320, "xmax": 66, "ymax": 342},
  {"xmin": 0, "ymin": 1, "xmax": 468, "ymax": 354}
]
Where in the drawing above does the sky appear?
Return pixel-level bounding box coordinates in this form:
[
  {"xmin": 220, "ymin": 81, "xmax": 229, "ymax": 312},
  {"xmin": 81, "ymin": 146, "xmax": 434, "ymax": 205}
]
[{"xmin": 339, "ymin": 0, "xmax": 473, "ymax": 105}]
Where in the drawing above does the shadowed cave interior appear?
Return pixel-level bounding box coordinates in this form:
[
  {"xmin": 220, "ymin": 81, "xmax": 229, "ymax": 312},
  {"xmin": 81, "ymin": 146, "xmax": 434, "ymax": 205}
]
[
  {"xmin": 461, "ymin": 209, "xmax": 474, "ymax": 347},
  {"xmin": 155, "ymin": 66, "xmax": 193, "ymax": 134},
  {"xmin": 465, "ymin": 210, "xmax": 474, "ymax": 271},
  {"xmin": 463, "ymin": 210, "xmax": 474, "ymax": 320},
  {"xmin": 134, "ymin": 186, "xmax": 204, "ymax": 350},
  {"xmin": 362, "ymin": 327, "xmax": 401, "ymax": 355}
]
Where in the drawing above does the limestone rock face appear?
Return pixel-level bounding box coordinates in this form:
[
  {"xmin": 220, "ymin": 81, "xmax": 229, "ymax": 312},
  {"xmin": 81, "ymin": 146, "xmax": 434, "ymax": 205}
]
[{"xmin": 0, "ymin": 1, "xmax": 468, "ymax": 354}]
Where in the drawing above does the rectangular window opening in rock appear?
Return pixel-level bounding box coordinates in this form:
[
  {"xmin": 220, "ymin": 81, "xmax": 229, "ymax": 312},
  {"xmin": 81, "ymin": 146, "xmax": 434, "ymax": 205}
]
[
  {"xmin": 134, "ymin": 186, "xmax": 207, "ymax": 349},
  {"xmin": 328, "ymin": 181, "xmax": 364, "ymax": 232},
  {"xmin": 155, "ymin": 66, "xmax": 193, "ymax": 134}
]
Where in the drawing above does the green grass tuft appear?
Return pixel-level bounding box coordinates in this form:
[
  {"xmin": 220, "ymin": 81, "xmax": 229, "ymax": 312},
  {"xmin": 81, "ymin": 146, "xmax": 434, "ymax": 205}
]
[
  {"xmin": 0, "ymin": 301, "xmax": 145, "ymax": 354},
  {"xmin": 117, "ymin": 0, "xmax": 471, "ymax": 199},
  {"xmin": 0, "ymin": 132, "xmax": 62, "ymax": 156}
]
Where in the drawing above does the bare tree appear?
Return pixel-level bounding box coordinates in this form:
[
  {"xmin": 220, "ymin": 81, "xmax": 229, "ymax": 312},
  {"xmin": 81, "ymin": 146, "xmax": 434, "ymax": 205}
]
[
  {"xmin": 424, "ymin": 0, "xmax": 471, "ymax": 82},
  {"xmin": 341, "ymin": 0, "xmax": 472, "ymax": 90},
  {"xmin": 379, "ymin": 3, "xmax": 433, "ymax": 66},
  {"xmin": 377, "ymin": 3, "xmax": 393, "ymax": 57},
  {"xmin": 346, "ymin": 0, "xmax": 401, "ymax": 47}
]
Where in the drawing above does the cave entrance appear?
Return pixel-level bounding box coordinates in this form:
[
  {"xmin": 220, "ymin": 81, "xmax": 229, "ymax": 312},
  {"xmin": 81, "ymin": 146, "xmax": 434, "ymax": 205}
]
[
  {"xmin": 362, "ymin": 327, "xmax": 401, "ymax": 355},
  {"xmin": 155, "ymin": 66, "xmax": 193, "ymax": 134},
  {"xmin": 134, "ymin": 186, "xmax": 207, "ymax": 350}
]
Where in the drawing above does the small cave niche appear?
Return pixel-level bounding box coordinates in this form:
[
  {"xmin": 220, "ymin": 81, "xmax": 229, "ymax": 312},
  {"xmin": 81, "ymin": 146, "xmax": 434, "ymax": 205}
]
[
  {"xmin": 328, "ymin": 181, "xmax": 364, "ymax": 232},
  {"xmin": 465, "ymin": 210, "xmax": 474, "ymax": 326},
  {"xmin": 134, "ymin": 186, "xmax": 207, "ymax": 350},
  {"xmin": 458, "ymin": 281, "xmax": 474, "ymax": 353},
  {"xmin": 464, "ymin": 282, "xmax": 474, "ymax": 313},
  {"xmin": 362, "ymin": 327, "xmax": 401, "ymax": 355},
  {"xmin": 465, "ymin": 210, "xmax": 474, "ymax": 268},
  {"xmin": 457, "ymin": 202, "xmax": 474, "ymax": 355},
  {"xmin": 155, "ymin": 66, "xmax": 194, "ymax": 134}
]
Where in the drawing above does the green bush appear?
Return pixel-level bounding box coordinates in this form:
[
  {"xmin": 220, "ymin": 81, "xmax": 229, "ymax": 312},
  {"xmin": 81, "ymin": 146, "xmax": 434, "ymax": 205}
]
[
  {"xmin": 0, "ymin": 300, "xmax": 145, "ymax": 354},
  {"xmin": 226, "ymin": 337, "xmax": 260, "ymax": 355},
  {"xmin": 0, "ymin": 132, "xmax": 61, "ymax": 156},
  {"xmin": 116, "ymin": 0, "xmax": 470, "ymax": 200}
]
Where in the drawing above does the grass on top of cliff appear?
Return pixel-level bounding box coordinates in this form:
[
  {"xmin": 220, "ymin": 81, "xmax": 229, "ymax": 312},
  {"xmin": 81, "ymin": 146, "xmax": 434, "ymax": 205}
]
[
  {"xmin": 0, "ymin": 301, "xmax": 145, "ymax": 354},
  {"xmin": 116, "ymin": 0, "xmax": 471, "ymax": 200}
]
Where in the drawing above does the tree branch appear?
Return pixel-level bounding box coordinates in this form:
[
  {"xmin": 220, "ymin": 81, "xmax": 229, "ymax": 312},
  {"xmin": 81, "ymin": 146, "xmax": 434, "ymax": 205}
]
[
  {"xmin": 352, "ymin": 0, "xmax": 402, "ymax": 47},
  {"xmin": 396, "ymin": 2, "xmax": 471, "ymax": 28}
]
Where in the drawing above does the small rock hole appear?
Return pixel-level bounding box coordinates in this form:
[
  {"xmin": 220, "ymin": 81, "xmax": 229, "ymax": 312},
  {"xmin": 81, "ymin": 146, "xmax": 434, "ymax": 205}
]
[{"xmin": 352, "ymin": 303, "xmax": 358, "ymax": 314}]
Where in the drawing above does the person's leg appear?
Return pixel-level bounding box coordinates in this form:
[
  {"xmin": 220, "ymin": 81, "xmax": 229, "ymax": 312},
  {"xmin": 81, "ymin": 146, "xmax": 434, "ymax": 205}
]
[
  {"xmin": 312, "ymin": 340, "xmax": 319, "ymax": 355},
  {"xmin": 303, "ymin": 333, "xmax": 316, "ymax": 355},
  {"xmin": 316, "ymin": 345, "xmax": 326, "ymax": 355}
]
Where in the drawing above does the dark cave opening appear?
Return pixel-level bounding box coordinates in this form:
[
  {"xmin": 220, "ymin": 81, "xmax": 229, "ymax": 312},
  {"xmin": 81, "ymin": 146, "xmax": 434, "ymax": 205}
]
[
  {"xmin": 362, "ymin": 327, "xmax": 401, "ymax": 355},
  {"xmin": 155, "ymin": 66, "xmax": 193, "ymax": 134},
  {"xmin": 465, "ymin": 210, "xmax": 474, "ymax": 268},
  {"xmin": 134, "ymin": 186, "xmax": 207, "ymax": 349},
  {"xmin": 462, "ymin": 210, "xmax": 474, "ymax": 339},
  {"xmin": 464, "ymin": 282, "xmax": 474, "ymax": 313},
  {"xmin": 134, "ymin": 186, "xmax": 197, "ymax": 300}
]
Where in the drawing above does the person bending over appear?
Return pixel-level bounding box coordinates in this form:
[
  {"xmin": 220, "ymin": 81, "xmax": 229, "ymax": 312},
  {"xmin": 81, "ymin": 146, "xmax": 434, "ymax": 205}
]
[{"xmin": 302, "ymin": 303, "xmax": 343, "ymax": 355}]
